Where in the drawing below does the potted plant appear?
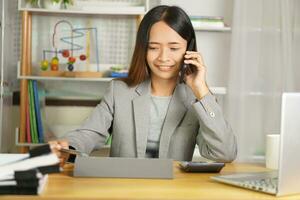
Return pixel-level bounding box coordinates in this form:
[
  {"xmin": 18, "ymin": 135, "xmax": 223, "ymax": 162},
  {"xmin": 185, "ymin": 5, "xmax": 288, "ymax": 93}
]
[
  {"xmin": 26, "ymin": 0, "xmax": 40, "ymax": 8},
  {"xmin": 62, "ymin": 0, "xmax": 74, "ymax": 9},
  {"xmin": 42, "ymin": 0, "xmax": 62, "ymax": 10}
]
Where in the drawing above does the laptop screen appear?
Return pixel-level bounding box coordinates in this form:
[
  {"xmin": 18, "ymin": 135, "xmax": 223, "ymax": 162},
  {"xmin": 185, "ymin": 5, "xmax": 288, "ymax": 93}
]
[{"xmin": 277, "ymin": 93, "xmax": 300, "ymax": 196}]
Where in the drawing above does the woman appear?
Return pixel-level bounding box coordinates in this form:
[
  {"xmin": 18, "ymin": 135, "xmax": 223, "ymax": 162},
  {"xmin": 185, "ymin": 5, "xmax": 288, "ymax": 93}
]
[{"xmin": 50, "ymin": 5, "xmax": 237, "ymax": 164}]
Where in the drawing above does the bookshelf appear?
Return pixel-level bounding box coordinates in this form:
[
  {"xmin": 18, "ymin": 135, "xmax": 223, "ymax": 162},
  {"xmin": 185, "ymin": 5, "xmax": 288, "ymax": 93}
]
[
  {"xmin": 17, "ymin": 0, "xmax": 230, "ymax": 151},
  {"xmin": 17, "ymin": 0, "xmax": 149, "ymax": 151},
  {"xmin": 17, "ymin": 7, "xmax": 147, "ymax": 15}
]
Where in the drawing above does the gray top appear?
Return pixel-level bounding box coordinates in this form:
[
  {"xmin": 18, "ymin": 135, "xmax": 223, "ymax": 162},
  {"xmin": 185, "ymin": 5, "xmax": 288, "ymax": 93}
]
[
  {"xmin": 146, "ymin": 95, "xmax": 172, "ymax": 158},
  {"xmin": 64, "ymin": 79, "xmax": 237, "ymax": 162}
]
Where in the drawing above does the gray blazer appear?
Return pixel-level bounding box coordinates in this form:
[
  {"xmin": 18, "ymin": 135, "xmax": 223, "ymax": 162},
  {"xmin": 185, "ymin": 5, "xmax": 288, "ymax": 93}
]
[{"xmin": 65, "ymin": 79, "xmax": 237, "ymax": 162}]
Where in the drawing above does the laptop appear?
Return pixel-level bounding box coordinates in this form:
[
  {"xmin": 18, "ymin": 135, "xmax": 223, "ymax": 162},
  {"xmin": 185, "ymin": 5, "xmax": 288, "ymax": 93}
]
[{"xmin": 211, "ymin": 93, "xmax": 300, "ymax": 196}]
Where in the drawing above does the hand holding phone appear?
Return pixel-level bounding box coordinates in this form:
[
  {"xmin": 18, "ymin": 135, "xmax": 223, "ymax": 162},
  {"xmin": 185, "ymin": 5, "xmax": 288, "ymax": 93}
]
[
  {"xmin": 179, "ymin": 38, "xmax": 196, "ymax": 83},
  {"xmin": 178, "ymin": 39, "xmax": 210, "ymax": 99}
]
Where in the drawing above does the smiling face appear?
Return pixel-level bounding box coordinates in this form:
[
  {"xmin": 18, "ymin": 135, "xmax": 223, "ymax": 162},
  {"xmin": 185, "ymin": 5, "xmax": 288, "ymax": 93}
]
[{"xmin": 146, "ymin": 21, "xmax": 187, "ymax": 82}]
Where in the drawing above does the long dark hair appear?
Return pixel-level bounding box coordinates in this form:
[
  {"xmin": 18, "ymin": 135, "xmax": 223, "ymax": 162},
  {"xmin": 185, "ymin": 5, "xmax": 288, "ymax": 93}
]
[{"xmin": 122, "ymin": 5, "xmax": 197, "ymax": 87}]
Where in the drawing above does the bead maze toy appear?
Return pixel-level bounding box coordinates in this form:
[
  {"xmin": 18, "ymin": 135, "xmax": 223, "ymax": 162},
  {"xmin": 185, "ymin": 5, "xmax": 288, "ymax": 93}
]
[{"xmin": 40, "ymin": 20, "xmax": 102, "ymax": 78}]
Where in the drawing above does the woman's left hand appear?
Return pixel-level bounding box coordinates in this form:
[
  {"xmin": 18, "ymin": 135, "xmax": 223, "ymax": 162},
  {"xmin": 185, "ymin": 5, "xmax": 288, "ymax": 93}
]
[{"xmin": 183, "ymin": 51, "xmax": 210, "ymax": 99}]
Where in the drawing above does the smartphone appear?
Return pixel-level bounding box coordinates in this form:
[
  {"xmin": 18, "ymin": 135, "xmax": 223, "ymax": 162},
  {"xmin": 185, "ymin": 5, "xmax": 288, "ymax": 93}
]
[
  {"xmin": 179, "ymin": 38, "xmax": 196, "ymax": 83},
  {"xmin": 59, "ymin": 148, "xmax": 88, "ymax": 157},
  {"xmin": 179, "ymin": 161, "xmax": 225, "ymax": 173}
]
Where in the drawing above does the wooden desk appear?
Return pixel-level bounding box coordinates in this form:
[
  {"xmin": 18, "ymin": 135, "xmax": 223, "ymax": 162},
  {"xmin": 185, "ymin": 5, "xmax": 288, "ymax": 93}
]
[{"xmin": 1, "ymin": 162, "xmax": 299, "ymax": 200}]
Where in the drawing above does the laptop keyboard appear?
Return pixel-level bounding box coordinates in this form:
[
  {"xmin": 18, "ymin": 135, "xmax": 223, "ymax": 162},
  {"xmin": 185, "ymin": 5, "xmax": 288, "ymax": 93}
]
[{"xmin": 241, "ymin": 177, "xmax": 278, "ymax": 194}]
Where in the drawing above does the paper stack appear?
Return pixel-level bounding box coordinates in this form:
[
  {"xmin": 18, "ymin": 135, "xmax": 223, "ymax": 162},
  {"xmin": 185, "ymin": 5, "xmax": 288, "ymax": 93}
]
[{"xmin": 0, "ymin": 145, "xmax": 60, "ymax": 195}]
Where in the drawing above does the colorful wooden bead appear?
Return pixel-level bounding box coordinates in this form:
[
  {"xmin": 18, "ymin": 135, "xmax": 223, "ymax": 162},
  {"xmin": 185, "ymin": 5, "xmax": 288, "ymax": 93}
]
[
  {"xmin": 79, "ymin": 54, "xmax": 87, "ymax": 61},
  {"xmin": 51, "ymin": 57, "xmax": 59, "ymax": 65},
  {"xmin": 67, "ymin": 64, "xmax": 74, "ymax": 71},
  {"xmin": 40, "ymin": 60, "xmax": 49, "ymax": 71},
  {"xmin": 61, "ymin": 50, "xmax": 70, "ymax": 58},
  {"xmin": 68, "ymin": 56, "xmax": 76, "ymax": 63},
  {"xmin": 51, "ymin": 63, "xmax": 59, "ymax": 71}
]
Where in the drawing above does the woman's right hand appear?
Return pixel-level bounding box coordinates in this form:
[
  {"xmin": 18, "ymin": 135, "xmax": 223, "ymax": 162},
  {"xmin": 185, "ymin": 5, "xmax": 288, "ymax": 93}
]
[{"xmin": 48, "ymin": 140, "xmax": 70, "ymax": 167}]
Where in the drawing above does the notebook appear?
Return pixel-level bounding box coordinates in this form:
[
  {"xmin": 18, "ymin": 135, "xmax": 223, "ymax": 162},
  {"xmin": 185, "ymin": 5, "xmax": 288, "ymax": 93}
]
[{"xmin": 211, "ymin": 93, "xmax": 300, "ymax": 196}]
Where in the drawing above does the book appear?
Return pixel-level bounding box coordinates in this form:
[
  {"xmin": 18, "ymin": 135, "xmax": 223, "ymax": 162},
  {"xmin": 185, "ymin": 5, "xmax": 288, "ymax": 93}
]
[
  {"xmin": 33, "ymin": 80, "xmax": 44, "ymax": 143},
  {"xmin": 25, "ymin": 96, "xmax": 32, "ymax": 143},
  {"xmin": 36, "ymin": 84, "xmax": 54, "ymax": 142},
  {"xmin": 110, "ymin": 71, "xmax": 128, "ymax": 78},
  {"xmin": 29, "ymin": 80, "xmax": 39, "ymax": 143},
  {"xmin": 28, "ymin": 81, "xmax": 36, "ymax": 143},
  {"xmin": 110, "ymin": 66, "xmax": 128, "ymax": 78},
  {"xmin": 190, "ymin": 16, "xmax": 226, "ymax": 28}
]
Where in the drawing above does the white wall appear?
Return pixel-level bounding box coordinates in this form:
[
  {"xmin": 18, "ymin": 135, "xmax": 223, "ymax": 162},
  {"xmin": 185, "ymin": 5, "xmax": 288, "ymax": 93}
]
[{"xmin": 0, "ymin": 0, "xmax": 19, "ymax": 153}]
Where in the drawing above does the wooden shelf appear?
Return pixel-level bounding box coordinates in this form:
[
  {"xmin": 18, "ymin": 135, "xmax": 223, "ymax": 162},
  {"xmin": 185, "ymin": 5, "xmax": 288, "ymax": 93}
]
[
  {"xmin": 17, "ymin": 76, "xmax": 226, "ymax": 94},
  {"xmin": 17, "ymin": 62, "xmax": 114, "ymax": 82},
  {"xmin": 17, "ymin": 63, "xmax": 226, "ymax": 94},
  {"xmin": 18, "ymin": 7, "xmax": 146, "ymax": 15},
  {"xmin": 15, "ymin": 128, "xmax": 111, "ymax": 148},
  {"xmin": 39, "ymin": 70, "xmax": 104, "ymax": 78},
  {"xmin": 18, "ymin": 75, "xmax": 113, "ymax": 82},
  {"xmin": 18, "ymin": 75, "xmax": 227, "ymax": 94},
  {"xmin": 17, "ymin": 74, "xmax": 227, "ymax": 94},
  {"xmin": 18, "ymin": 0, "xmax": 148, "ymax": 15},
  {"xmin": 15, "ymin": 128, "xmax": 46, "ymax": 147}
]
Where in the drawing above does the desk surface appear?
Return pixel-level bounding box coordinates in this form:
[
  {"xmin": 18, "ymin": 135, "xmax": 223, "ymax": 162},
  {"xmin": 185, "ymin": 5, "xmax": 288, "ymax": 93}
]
[{"xmin": 1, "ymin": 162, "xmax": 300, "ymax": 200}]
